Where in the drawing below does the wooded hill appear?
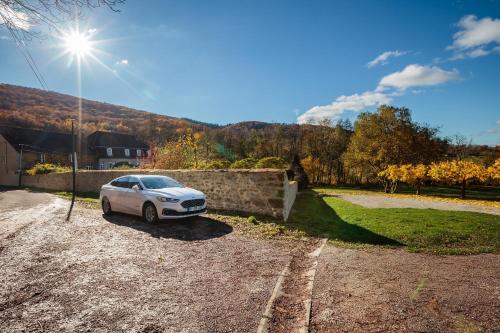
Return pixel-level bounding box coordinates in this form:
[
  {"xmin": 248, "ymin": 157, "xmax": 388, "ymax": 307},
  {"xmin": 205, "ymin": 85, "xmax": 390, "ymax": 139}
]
[
  {"xmin": 1, "ymin": 83, "xmax": 497, "ymax": 184},
  {"xmin": 0, "ymin": 84, "xmax": 210, "ymax": 141}
]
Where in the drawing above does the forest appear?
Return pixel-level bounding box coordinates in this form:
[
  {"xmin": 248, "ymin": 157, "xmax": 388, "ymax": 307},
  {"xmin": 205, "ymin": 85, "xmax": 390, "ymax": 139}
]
[{"xmin": 1, "ymin": 84, "xmax": 498, "ymax": 186}]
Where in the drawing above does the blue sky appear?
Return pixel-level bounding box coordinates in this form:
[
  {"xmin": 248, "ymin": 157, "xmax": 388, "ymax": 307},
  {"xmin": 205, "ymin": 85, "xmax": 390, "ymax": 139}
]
[{"xmin": 1, "ymin": 0, "xmax": 499, "ymax": 145}]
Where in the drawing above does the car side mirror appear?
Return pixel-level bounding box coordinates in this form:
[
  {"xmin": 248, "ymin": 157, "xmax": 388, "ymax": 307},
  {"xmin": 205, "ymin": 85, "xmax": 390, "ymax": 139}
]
[{"xmin": 132, "ymin": 184, "xmax": 141, "ymax": 191}]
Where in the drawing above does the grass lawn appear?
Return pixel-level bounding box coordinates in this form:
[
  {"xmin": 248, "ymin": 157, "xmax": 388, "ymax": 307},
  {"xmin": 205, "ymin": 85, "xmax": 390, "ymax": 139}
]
[
  {"xmin": 52, "ymin": 191, "xmax": 100, "ymax": 208},
  {"xmin": 315, "ymin": 184, "xmax": 500, "ymax": 202},
  {"xmin": 285, "ymin": 190, "xmax": 500, "ymax": 254}
]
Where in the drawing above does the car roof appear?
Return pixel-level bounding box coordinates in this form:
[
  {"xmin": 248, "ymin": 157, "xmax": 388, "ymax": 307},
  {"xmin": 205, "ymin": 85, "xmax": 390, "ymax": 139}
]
[{"xmin": 114, "ymin": 175, "xmax": 174, "ymax": 179}]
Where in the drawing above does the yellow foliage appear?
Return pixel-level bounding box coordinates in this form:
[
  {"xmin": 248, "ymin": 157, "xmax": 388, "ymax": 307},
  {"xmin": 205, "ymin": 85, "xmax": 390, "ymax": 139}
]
[
  {"xmin": 487, "ymin": 158, "xmax": 500, "ymax": 180},
  {"xmin": 378, "ymin": 165, "xmax": 403, "ymax": 182},
  {"xmin": 428, "ymin": 160, "xmax": 487, "ymax": 185},
  {"xmin": 398, "ymin": 164, "xmax": 428, "ymax": 184}
]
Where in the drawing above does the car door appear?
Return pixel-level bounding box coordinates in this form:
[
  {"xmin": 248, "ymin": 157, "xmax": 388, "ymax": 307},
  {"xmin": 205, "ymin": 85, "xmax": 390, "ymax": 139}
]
[
  {"xmin": 122, "ymin": 176, "xmax": 144, "ymax": 216},
  {"xmin": 108, "ymin": 176, "xmax": 129, "ymax": 213}
]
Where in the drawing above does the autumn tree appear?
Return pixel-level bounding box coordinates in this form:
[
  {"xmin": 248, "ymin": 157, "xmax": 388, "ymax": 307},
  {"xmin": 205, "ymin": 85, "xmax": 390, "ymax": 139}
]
[
  {"xmin": 399, "ymin": 164, "xmax": 429, "ymax": 195},
  {"xmin": 428, "ymin": 160, "xmax": 487, "ymax": 199},
  {"xmin": 487, "ymin": 158, "xmax": 500, "ymax": 182},
  {"xmin": 344, "ymin": 105, "xmax": 447, "ymax": 183},
  {"xmin": 377, "ymin": 165, "xmax": 402, "ymax": 193}
]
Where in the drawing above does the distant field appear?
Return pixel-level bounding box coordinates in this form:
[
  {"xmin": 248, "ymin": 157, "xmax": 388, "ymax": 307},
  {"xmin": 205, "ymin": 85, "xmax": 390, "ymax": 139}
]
[
  {"xmin": 286, "ymin": 190, "xmax": 500, "ymax": 255},
  {"xmin": 315, "ymin": 184, "xmax": 500, "ymax": 202}
]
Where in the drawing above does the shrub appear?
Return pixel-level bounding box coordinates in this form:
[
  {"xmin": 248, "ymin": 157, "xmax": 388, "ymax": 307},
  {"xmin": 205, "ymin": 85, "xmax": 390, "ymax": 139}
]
[
  {"xmin": 290, "ymin": 155, "xmax": 309, "ymax": 190},
  {"xmin": 25, "ymin": 163, "xmax": 71, "ymax": 176},
  {"xmin": 247, "ymin": 216, "xmax": 258, "ymax": 224},
  {"xmin": 229, "ymin": 157, "xmax": 258, "ymax": 169},
  {"xmin": 254, "ymin": 157, "xmax": 288, "ymax": 169},
  {"xmin": 196, "ymin": 159, "xmax": 231, "ymax": 170},
  {"xmin": 112, "ymin": 162, "xmax": 135, "ymax": 170}
]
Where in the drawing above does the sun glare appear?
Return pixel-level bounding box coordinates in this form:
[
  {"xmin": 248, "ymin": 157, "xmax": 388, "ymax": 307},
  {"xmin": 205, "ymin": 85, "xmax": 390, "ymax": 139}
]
[{"xmin": 63, "ymin": 31, "xmax": 92, "ymax": 58}]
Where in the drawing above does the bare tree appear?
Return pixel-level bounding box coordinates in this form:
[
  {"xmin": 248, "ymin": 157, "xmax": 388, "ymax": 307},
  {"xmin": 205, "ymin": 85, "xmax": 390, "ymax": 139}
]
[
  {"xmin": 0, "ymin": 0, "xmax": 124, "ymax": 88},
  {"xmin": 0, "ymin": 0, "xmax": 123, "ymax": 39}
]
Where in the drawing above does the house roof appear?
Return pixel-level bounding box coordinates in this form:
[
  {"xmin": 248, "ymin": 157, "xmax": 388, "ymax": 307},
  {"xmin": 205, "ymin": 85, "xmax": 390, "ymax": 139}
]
[
  {"xmin": 87, "ymin": 131, "xmax": 149, "ymax": 149},
  {"xmin": 0, "ymin": 125, "xmax": 74, "ymax": 154}
]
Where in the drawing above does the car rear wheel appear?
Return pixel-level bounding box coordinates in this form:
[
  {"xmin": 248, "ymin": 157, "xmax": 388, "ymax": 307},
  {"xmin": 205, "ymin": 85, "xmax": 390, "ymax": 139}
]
[
  {"xmin": 102, "ymin": 197, "xmax": 112, "ymax": 215},
  {"xmin": 143, "ymin": 202, "xmax": 159, "ymax": 224}
]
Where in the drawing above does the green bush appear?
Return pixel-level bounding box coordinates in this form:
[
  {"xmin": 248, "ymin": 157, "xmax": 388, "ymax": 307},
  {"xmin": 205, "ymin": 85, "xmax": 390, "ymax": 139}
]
[
  {"xmin": 247, "ymin": 216, "xmax": 258, "ymax": 224},
  {"xmin": 196, "ymin": 159, "xmax": 231, "ymax": 170},
  {"xmin": 25, "ymin": 163, "xmax": 71, "ymax": 176},
  {"xmin": 112, "ymin": 162, "xmax": 135, "ymax": 170},
  {"xmin": 254, "ymin": 157, "xmax": 289, "ymax": 169},
  {"xmin": 229, "ymin": 157, "xmax": 258, "ymax": 169}
]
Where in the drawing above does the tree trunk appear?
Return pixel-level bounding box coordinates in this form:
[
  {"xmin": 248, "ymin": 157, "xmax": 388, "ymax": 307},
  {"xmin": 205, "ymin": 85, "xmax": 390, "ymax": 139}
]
[
  {"xmin": 416, "ymin": 182, "xmax": 421, "ymax": 195},
  {"xmin": 383, "ymin": 181, "xmax": 390, "ymax": 193},
  {"xmin": 461, "ymin": 179, "xmax": 466, "ymax": 199}
]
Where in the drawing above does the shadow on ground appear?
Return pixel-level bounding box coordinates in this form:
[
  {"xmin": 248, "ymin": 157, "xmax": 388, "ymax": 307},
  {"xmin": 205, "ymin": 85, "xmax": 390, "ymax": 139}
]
[
  {"xmin": 283, "ymin": 190, "xmax": 402, "ymax": 246},
  {"xmin": 103, "ymin": 213, "xmax": 233, "ymax": 241}
]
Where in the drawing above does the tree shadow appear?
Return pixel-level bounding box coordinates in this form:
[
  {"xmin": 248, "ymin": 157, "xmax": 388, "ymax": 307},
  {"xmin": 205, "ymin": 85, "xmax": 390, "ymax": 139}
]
[
  {"xmin": 103, "ymin": 213, "xmax": 233, "ymax": 241},
  {"xmin": 284, "ymin": 191, "xmax": 402, "ymax": 246}
]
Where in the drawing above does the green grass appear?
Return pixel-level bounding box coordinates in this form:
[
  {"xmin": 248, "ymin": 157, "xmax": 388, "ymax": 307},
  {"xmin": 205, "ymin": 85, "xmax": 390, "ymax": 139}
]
[
  {"xmin": 284, "ymin": 190, "xmax": 499, "ymax": 254},
  {"xmin": 53, "ymin": 191, "xmax": 100, "ymax": 206},
  {"xmin": 315, "ymin": 184, "xmax": 500, "ymax": 201}
]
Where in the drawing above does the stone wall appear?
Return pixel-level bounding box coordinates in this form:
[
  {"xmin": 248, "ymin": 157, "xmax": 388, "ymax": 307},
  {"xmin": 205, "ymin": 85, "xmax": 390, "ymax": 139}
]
[
  {"xmin": 20, "ymin": 169, "xmax": 297, "ymax": 220},
  {"xmin": 283, "ymin": 180, "xmax": 298, "ymax": 221}
]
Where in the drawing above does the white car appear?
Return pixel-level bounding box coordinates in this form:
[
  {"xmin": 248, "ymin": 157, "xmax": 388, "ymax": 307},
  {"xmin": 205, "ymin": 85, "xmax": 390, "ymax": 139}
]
[{"xmin": 100, "ymin": 175, "xmax": 207, "ymax": 223}]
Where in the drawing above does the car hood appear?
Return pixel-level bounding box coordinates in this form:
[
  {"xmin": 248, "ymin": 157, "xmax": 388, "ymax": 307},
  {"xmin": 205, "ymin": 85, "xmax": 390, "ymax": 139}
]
[{"xmin": 145, "ymin": 187, "xmax": 204, "ymax": 199}]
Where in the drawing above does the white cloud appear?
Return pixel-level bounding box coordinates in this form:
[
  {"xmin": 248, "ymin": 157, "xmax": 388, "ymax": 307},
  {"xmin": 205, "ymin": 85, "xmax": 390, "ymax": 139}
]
[
  {"xmin": 116, "ymin": 59, "xmax": 129, "ymax": 65},
  {"xmin": 0, "ymin": 35, "xmax": 9, "ymax": 40},
  {"xmin": 448, "ymin": 15, "xmax": 500, "ymax": 59},
  {"xmin": 367, "ymin": 50, "xmax": 406, "ymax": 68},
  {"xmin": 297, "ymin": 90, "xmax": 391, "ymax": 124},
  {"xmin": 297, "ymin": 63, "xmax": 462, "ymax": 124},
  {"xmin": 87, "ymin": 28, "xmax": 97, "ymax": 35},
  {"xmin": 0, "ymin": 7, "xmax": 31, "ymax": 30},
  {"xmin": 496, "ymin": 120, "xmax": 500, "ymax": 125},
  {"xmin": 378, "ymin": 64, "xmax": 459, "ymax": 90},
  {"xmin": 449, "ymin": 15, "xmax": 500, "ymax": 49}
]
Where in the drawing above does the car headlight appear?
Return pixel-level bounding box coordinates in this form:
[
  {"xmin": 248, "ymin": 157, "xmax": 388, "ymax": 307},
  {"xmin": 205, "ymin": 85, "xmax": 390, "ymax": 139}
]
[{"xmin": 157, "ymin": 196, "xmax": 180, "ymax": 203}]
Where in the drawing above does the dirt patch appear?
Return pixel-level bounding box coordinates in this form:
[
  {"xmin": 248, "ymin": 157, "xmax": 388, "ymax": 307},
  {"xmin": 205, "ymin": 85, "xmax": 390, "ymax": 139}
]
[
  {"xmin": 332, "ymin": 193, "xmax": 500, "ymax": 215},
  {"xmin": 311, "ymin": 246, "xmax": 500, "ymax": 332},
  {"xmin": 267, "ymin": 239, "xmax": 323, "ymax": 333},
  {"xmin": 0, "ymin": 194, "xmax": 295, "ymax": 332}
]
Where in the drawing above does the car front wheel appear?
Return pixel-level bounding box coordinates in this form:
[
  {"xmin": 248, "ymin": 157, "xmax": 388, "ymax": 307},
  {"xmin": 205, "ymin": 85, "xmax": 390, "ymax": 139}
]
[
  {"xmin": 102, "ymin": 197, "xmax": 112, "ymax": 215},
  {"xmin": 143, "ymin": 202, "xmax": 159, "ymax": 224}
]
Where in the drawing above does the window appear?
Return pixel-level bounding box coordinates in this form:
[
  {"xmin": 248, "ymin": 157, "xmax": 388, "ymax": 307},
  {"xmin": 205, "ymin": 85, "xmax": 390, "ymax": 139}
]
[
  {"xmin": 99, "ymin": 162, "xmax": 105, "ymax": 170},
  {"xmin": 106, "ymin": 148, "xmax": 113, "ymax": 157},
  {"xmin": 111, "ymin": 176, "xmax": 129, "ymax": 188},
  {"xmin": 139, "ymin": 176, "xmax": 183, "ymax": 189},
  {"xmin": 124, "ymin": 148, "xmax": 130, "ymax": 157},
  {"xmin": 128, "ymin": 176, "xmax": 143, "ymax": 189},
  {"xmin": 136, "ymin": 149, "xmax": 142, "ymax": 157}
]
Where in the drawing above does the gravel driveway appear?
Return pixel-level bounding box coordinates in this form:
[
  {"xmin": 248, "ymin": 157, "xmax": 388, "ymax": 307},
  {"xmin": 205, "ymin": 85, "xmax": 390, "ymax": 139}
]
[
  {"xmin": 0, "ymin": 191, "xmax": 292, "ymax": 332},
  {"xmin": 333, "ymin": 193, "xmax": 500, "ymax": 215},
  {"xmin": 311, "ymin": 246, "xmax": 500, "ymax": 332}
]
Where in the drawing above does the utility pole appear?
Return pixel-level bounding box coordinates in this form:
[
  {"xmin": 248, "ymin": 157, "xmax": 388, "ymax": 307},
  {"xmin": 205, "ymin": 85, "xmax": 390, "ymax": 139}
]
[
  {"xmin": 72, "ymin": 120, "xmax": 76, "ymax": 202},
  {"xmin": 18, "ymin": 144, "xmax": 23, "ymax": 187},
  {"xmin": 67, "ymin": 121, "xmax": 76, "ymax": 221}
]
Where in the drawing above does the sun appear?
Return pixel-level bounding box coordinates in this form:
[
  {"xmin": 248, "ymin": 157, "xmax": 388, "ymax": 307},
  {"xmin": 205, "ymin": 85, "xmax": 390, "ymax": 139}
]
[{"xmin": 63, "ymin": 31, "xmax": 92, "ymax": 58}]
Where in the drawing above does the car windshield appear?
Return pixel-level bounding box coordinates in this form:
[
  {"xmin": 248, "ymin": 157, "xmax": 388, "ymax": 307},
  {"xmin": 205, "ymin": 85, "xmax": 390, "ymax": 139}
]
[{"xmin": 139, "ymin": 176, "xmax": 183, "ymax": 189}]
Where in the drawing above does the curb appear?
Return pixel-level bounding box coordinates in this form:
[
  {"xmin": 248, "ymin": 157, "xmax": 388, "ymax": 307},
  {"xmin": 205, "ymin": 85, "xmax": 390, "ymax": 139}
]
[
  {"xmin": 299, "ymin": 238, "xmax": 328, "ymax": 333},
  {"xmin": 256, "ymin": 263, "xmax": 290, "ymax": 333}
]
